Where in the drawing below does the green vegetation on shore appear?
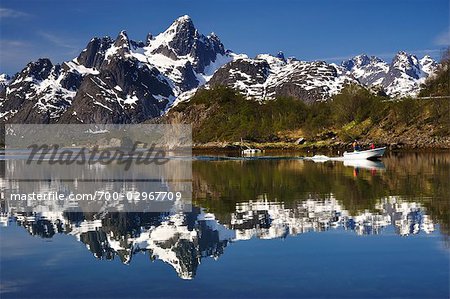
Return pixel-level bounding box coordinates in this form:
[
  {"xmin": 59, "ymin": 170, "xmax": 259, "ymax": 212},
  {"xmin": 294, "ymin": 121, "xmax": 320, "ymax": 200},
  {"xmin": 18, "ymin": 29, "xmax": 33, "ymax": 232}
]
[{"xmin": 173, "ymin": 87, "xmax": 308, "ymax": 142}]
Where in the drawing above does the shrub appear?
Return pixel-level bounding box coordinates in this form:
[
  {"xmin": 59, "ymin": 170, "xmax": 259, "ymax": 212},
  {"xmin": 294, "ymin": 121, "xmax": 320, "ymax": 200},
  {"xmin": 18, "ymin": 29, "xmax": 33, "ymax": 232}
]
[
  {"xmin": 331, "ymin": 84, "xmax": 382, "ymax": 126},
  {"xmin": 392, "ymin": 98, "xmax": 422, "ymax": 125}
]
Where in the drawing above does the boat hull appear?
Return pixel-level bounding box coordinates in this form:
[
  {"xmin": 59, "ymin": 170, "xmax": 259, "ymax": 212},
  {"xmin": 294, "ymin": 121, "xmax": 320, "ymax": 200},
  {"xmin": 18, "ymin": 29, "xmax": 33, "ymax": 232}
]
[{"xmin": 343, "ymin": 147, "xmax": 386, "ymax": 160}]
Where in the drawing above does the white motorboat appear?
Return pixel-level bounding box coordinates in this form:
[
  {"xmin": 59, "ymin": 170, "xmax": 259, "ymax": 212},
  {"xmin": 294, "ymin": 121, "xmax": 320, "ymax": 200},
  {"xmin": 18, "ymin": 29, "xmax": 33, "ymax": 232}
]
[
  {"xmin": 240, "ymin": 138, "xmax": 262, "ymax": 155},
  {"xmin": 343, "ymin": 147, "xmax": 386, "ymax": 160},
  {"xmin": 242, "ymin": 148, "xmax": 262, "ymax": 154}
]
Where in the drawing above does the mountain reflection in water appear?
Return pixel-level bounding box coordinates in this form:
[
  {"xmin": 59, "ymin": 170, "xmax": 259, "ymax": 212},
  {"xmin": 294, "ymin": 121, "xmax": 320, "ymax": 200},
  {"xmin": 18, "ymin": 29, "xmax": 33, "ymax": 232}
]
[
  {"xmin": 0, "ymin": 152, "xmax": 449, "ymax": 280},
  {"xmin": 0, "ymin": 198, "xmax": 437, "ymax": 279}
]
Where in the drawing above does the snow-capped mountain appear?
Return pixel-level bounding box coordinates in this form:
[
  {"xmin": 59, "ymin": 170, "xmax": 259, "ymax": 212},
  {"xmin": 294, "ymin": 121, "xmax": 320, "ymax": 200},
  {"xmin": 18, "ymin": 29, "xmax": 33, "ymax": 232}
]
[
  {"xmin": 0, "ymin": 15, "xmax": 439, "ymax": 125},
  {"xmin": 208, "ymin": 54, "xmax": 357, "ymax": 103},
  {"xmin": 342, "ymin": 52, "xmax": 437, "ymax": 97},
  {"xmin": 207, "ymin": 51, "xmax": 438, "ymax": 102},
  {"xmin": 208, "ymin": 53, "xmax": 357, "ymax": 102},
  {"xmin": 0, "ymin": 15, "xmax": 232, "ymax": 124},
  {"xmin": 1, "ymin": 59, "xmax": 81, "ymax": 122},
  {"xmin": 341, "ymin": 54, "xmax": 389, "ymax": 86}
]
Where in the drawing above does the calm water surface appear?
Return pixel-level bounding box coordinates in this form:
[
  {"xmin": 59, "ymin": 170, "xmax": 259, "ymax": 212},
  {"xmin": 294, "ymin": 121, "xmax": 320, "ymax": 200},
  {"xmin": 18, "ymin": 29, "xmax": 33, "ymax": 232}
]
[{"xmin": 0, "ymin": 152, "xmax": 449, "ymax": 298}]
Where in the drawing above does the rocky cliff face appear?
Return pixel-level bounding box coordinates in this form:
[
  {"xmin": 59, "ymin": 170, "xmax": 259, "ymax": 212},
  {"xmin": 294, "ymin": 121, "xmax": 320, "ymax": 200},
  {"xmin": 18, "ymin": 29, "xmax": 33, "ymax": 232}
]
[
  {"xmin": 0, "ymin": 16, "xmax": 230, "ymax": 125},
  {"xmin": 0, "ymin": 59, "xmax": 80, "ymax": 123}
]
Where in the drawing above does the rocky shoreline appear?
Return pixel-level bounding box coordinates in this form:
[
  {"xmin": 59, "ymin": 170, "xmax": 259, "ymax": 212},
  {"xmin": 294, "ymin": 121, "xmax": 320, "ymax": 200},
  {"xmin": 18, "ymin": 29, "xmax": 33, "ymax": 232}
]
[{"xmin": 192, "ymin": 137, "xmax": 450, "ymax": 152}]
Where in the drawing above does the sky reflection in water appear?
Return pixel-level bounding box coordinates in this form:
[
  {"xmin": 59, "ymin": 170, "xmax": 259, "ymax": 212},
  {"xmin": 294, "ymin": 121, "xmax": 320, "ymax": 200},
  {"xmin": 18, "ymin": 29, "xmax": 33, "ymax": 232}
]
[{"xmin": 0, "ymin": 152, "xmax": 449, "ymax": 298}]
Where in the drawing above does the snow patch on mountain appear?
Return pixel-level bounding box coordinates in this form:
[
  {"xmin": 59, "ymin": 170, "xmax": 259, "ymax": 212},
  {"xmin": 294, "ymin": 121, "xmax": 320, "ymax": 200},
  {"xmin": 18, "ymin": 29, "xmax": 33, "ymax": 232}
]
[{"xmin": 65, "ymin": 61, "xmax": 100, "ymax": 75}]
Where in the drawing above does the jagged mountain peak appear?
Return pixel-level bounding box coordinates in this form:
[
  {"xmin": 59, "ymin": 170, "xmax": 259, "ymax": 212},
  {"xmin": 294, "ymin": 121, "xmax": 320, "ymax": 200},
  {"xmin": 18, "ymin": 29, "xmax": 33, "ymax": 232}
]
[
  {"xmin": 255, "ymin": 53, "xmax": 280, "ymax": 61},
  {"xmin": 208, "ymin": 31, "xmax": 218, "ymax": 38},
  {"xmin": 394, "ymin": 50, "xmax": 413, "ymax": 57},
  {"xmin": 76, "ymin": 36, "xmax": 113, "ymax": 69},
  {"xmin": 391, "ymin": 51, "xmax": 421, "ymax": 69},
  {"xmin": 420, "ymin": 54, "xmax": 433, "ymax": 61},
  {"xmin": 145, "ymin": 16, "xmax": 227, "ymax": 76},
  {"xmin": 353, "ymin": 54, "xmax": 371, "ymax": 65},
  {"xmin": 419, "ymin": 55, "xmax": 437, "ymax": 75},
  {"xmin": 377, "ymin": 51, "xmax": 436, "ymax": 96},
  {"xmin": 114, "ymin": 30, "xmax": 130, "ymax": 47},
  {"xmin": 159, "ymin": 14, "xmax": 197, "ymax": 46},
  {"xmin": 276, "ymin": 51, "xmax": 286, "ymax": 61},
  {"xmin": 254, "ymin": 53, "xmax": 287, "ymax": 69},
  {"xmin": 104, "ymin": 30, "xmax": 132, "ymax": 59},
  {"xmin": 341, "ymin": 54, "xmax": 384, "ymax": 71},
  {"xmin": 174, "ymin": 14, "xmax": 192, "ymax": 24},
  {"xmin": 390, "ymin": 51, "xmax": 421, "ymax": 79},
  {"xmin": 21, "ymin": 58, "xmax": 54, "ymax": 81},
  {"xmin": 207, "ymin": 32, "xmax": 225, "ymax": 54},
  {"xmin": 392, "ymin": 50, "xmax": 417, "ymax": 61},
  {"xmin": 339, "ymin": 50, "xmax": 437, "ymax": 96}
]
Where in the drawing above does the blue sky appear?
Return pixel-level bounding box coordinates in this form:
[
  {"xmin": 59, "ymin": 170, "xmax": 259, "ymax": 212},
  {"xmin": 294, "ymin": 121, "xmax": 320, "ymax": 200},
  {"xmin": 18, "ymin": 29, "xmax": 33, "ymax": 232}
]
[{"xmin": 0, "ymin": 0, "xmax": 448, "ymax": 74}]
